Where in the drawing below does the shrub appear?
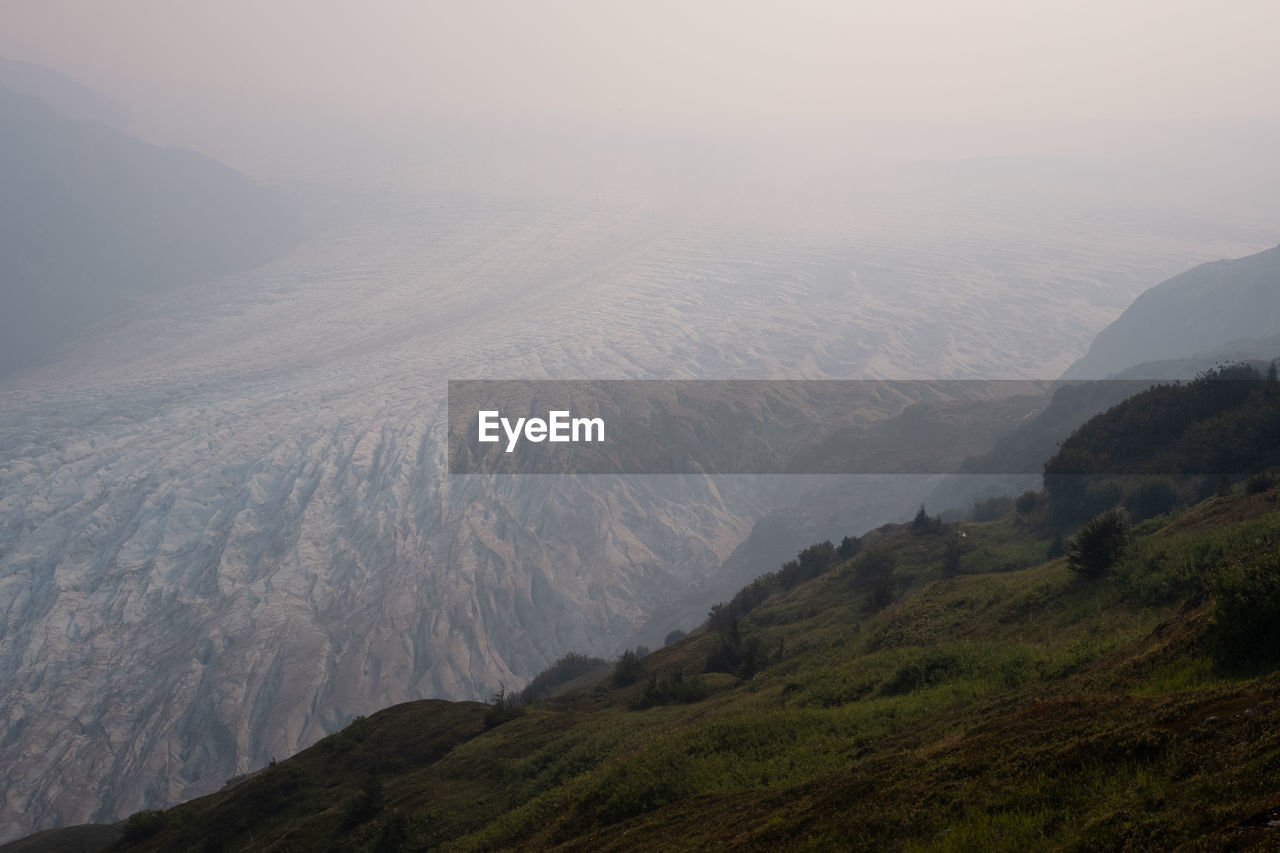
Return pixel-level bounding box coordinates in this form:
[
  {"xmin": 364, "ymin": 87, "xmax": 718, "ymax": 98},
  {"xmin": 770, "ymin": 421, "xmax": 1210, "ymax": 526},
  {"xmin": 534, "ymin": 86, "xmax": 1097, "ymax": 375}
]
[
  {"xmin": 1015, "ymin": 490, "xmax": 1040, "ymax": 515},
  {"xmin": 1067, "ymin": 509, "xmax": 1128, "ymax": 580},
  {"xmin": 663, "ymin": 629, "xmax": 687, "ymax": 646},
  {"xmin": 1209, "ymin": 550, "xmax": 1280, "ymax": 667},
  {"xmin": 879, "ymin": 651, "xmax": 963, "ymax": 696},
  {"xmin": 1245, "ymin": 471, "xmax": 1277, "ymax": 494},
  {"xmin": 705, "ymin": 632, "xmax": 764, "ymax": 678},
  {"xmin": 342, "ymin": 714, "xmax": 370, "ymax": 744},
  {"xmin": 629, "ymin": 670, "xmax": 709, "ymax": 710},
  {"xmin": 612, "ymin": 649, "xmax": 645, "ymax": 687},
  {"xmin": 778, "ymin": 541, "xmax": 837, "ymax": 587},
  {"xmin": 122, "ymin": 810, "xmax": 167, "ymax": 841},
  {"xmin": 521, "ymin": 652, "xmax": 608, "ymax": 703},
  {"xmin": 837, "ymin": 535, "xmax": 863, "ymax": 560},
  {"xmin": 704, "ymin": 611, "xmax": 765, "ymax": 677},
  {"xmin": 970, "ymin": 494, "xmax": 1014, "ymax": 522}
]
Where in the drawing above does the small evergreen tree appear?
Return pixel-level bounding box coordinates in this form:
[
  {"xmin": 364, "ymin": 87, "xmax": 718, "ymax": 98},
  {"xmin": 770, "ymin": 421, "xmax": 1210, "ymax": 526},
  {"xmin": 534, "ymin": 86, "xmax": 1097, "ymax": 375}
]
[{"xmin": 483, "ymin": 684, "xmax": 525, "ymax": 728}]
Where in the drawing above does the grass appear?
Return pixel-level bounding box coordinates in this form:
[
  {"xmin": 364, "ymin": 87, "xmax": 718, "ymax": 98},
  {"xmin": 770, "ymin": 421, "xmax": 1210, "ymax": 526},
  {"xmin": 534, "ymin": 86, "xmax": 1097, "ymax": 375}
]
[{"xmin": 109, "ymin": 486, "xmax": 1280, "ymax": 852}]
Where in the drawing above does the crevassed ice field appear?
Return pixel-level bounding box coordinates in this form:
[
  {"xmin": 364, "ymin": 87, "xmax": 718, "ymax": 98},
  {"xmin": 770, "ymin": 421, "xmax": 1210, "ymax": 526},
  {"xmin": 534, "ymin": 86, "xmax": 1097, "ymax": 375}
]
[{"xmin": 0, "ymin": 189, "xmax": 1266, "ymax": 839}]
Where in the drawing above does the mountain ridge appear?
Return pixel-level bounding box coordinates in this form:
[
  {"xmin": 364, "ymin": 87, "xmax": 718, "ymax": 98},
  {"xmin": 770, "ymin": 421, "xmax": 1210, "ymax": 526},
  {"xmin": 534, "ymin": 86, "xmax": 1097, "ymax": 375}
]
[
  {"xmin": 0, "ymin": 83, "xmax": 298, "ymax": 375},
  {"xmin": 1063, "ymin": 243, "xmax": 1280, "ymax": 379}
]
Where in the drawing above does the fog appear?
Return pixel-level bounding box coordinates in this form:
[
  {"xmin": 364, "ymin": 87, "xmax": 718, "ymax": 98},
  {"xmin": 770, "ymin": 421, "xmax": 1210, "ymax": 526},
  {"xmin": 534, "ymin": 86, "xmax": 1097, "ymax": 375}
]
[{"xmin": 4, "ymin": 0, "xmax": 1280, "ymax": 222}]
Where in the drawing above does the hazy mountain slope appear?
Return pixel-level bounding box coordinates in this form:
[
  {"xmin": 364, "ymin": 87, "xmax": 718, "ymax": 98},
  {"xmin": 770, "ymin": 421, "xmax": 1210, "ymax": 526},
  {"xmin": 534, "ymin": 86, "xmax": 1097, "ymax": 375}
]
[
  {"xmin": 0, "ymin": 188, "xmax": 1264, "ymax": 841},
  {"xmin": 0, "ymin": 85, "xmax": 295, "ymax": 374},
  {"xmin": 0, "ymin": 58, "xmax": 132, "ymax": 128},
  {"xmin": 929, "ymin": 244, "xmax": 1280, "ymax": 514},
  {"xmin": 1062, "ymin": 243, "xmax": 1280, "ymax": 379},
  {"xmin": 1110, "ymin": 334, "xmax": 1280, "ymax": 380}
]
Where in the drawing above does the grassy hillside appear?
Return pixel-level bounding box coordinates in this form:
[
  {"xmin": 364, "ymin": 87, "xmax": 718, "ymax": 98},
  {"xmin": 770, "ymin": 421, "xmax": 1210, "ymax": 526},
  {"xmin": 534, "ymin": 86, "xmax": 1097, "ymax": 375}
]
[{"xmin": 99, "ymin": 476, "xmax": 1280, "ymax": 852}]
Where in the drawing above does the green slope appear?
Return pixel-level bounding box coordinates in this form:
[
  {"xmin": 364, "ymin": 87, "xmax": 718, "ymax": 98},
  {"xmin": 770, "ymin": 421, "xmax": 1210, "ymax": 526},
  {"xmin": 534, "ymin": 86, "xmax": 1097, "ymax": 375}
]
[{"xmin": 92, "ymin": 476, "xmax": 1280, "ymax": 852}]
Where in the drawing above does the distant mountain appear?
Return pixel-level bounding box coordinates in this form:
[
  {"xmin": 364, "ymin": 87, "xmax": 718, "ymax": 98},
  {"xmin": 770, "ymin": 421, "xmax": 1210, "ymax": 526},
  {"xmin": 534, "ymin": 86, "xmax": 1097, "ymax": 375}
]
[
  {"xmin": 0, "ymin": 84, "xmax": 296, "ymax": 374},
  {"xmin": 1062, "ymin": 244, "xmax": 1280, "ymax": 379},
  {"xmin": 926, "ymin": 247, "xmax": 1280, "ymax": 513},
  {"xmin": 0, "ymin": 57, "xmax": 132, "ymax": 128}
]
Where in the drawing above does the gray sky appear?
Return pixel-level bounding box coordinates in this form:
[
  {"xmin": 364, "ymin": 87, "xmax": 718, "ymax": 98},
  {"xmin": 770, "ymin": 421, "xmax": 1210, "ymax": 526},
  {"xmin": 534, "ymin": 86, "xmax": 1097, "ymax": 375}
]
[
  {"xmin": 4, "ymin": 1, "xmax": 1277, "ymax": 125},
  {"xmin": 3, "ymin": 1, "xmax": 1279, "ymax": 207}
]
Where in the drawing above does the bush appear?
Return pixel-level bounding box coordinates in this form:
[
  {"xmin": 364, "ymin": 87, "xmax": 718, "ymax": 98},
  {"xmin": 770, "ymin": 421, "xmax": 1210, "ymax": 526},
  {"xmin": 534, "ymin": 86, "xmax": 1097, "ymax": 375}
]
[
  {"xmin": 879, "ymin": 651, "xmax": 964, "ymax": 696},
  {"xmin": 704, "ymin": 611, "xmax": 766, "ymax": 677},
  {"xmin": 970, "ymin": 494, "xmax": 1014, "ymax": 522},
  {"xmin": 837, "ymin": 535, "xmax": 863, "ymax": 560},
  {"xmin": 342, "ymin": 714, "xmax": 370, "ymax": 744},
  {"xmin": 705, "ymin": 632, "xmax": 764, "ymax": 678},
  {"xmin": 1246, "ymin": 471, "xmax": 1277, "ymax": 494},
  {"xmin": 613, "ymin": 649, "xmax": 645, "ymax": 687},
  {"xmin": 778, "ymin": 541, "xmax": 837, "ymax": 587},
  {"xmin": 1015, "ymin": 490, "xmax": 1041, "ymax": 515},
  {"xmin": 122, "ymin": 810, "xmax": 167, "ymax": 841},
  {"xmin": 630, "ymin": 670, "xmax": 709, "ymax": 710},
  {"xmin": 663, "ymin": 629, "xmax": 687, "ymax": 646},
  {"xmin": 1210, "ymin": 550, "xmax": 1280, "ymax": 667},
  {"xmin": 1067, "ymin": 509, "xmax": 1128, "ymax": 580},
  {"xmin": 521, "ymin": 652, "xmax": 608, "ymax": 703}
]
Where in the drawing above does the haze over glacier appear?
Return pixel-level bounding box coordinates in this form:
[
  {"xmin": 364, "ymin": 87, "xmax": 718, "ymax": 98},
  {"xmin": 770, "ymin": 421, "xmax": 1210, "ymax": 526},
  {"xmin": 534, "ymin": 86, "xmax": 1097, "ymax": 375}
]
[{"xmin": 0, "ymin": 179, "xmax": 1271, "ymax": 837}]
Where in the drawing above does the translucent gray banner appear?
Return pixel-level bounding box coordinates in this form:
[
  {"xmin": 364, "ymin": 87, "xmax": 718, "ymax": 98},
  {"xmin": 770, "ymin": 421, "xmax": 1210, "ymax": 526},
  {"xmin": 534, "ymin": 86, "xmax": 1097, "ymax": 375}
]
[
  {"xmin": 448, "ymin": 377, "xmax": 1279, "ymax": 475},
  {"xmin": 447, "ymin": 379, "xmax": 1073, "ymax": 475}
]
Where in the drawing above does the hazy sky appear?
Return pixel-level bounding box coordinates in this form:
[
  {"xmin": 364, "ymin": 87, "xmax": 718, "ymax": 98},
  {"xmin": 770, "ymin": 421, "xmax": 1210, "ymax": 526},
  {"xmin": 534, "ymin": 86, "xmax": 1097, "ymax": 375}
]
[
  {"xmin": 3, "ymin": 1, "xmax": 1279, "ymax": 206},
  {"xmin": 5, "ymin": 1, "xmax": 1278, "ymax": 124}
]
